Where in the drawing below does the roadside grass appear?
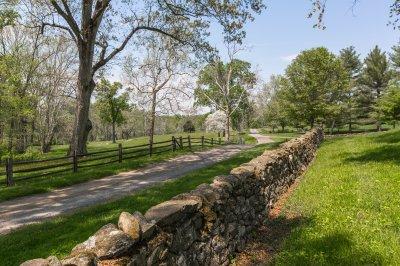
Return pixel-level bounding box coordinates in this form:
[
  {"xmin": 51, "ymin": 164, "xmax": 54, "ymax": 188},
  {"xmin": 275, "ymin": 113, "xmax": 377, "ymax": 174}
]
[
  {"xmin": 0, "ymin": 131, "xmax": 255, "ymax": 202},
  {"xmin": 0, "ymin": 142, "xmax": 279, "ymax": 266},
  {"xmin": 272, "ymin": 129, "xmax": 400, "ymax": 265}
]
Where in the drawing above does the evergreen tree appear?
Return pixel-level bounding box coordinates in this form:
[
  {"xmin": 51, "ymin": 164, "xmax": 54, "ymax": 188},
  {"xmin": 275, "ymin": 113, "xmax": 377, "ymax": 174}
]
[
  {"xmin": 390, "ymin": 44, "xmax": 400, "ymax": 74},
  {"xmin": 358, "ymin": 46, "xmax": 391, "ymax": 129},
  {"xmin": 359, "ymin": 46, "xmax": 391, "ymax": 99},
  {"xmin": 339, "ymin": 46, "xmax": 362, "ymax": 79},
  {"xmin": 339, "ymin": 46, "xmax": 362, "ymax": 132}
]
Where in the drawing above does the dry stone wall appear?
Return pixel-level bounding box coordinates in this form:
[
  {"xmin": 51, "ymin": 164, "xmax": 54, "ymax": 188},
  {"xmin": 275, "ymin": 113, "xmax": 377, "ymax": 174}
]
[{"xmin": 21, "ymin": 128, "xmax": 324, "ymax": 266}]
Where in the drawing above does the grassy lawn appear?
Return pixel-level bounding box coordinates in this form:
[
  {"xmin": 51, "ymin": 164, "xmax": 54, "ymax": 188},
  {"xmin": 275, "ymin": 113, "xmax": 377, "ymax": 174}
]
[
  {"xmin": 0, "ymin": 142, "xmax": 278, "ymax": 266},
  {"xmin": 0, "ymin": 132, "xmax": 255, "ymax": 202},
  {"xmin": 273, "ymin": 129, "xmax": 400, "ymax": 265}
]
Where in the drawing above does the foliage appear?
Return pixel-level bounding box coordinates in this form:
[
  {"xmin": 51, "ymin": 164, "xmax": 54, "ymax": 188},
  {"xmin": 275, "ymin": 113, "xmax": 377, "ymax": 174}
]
[
  {"xmin": 204, "ymin": 111, "xmax": 227, "ymax": 132},
  {"xmin": 375, "ymin": 81, "xmax": 400, "ymax": 127},
  {"xmin": 195, "ymin": 58, "xmax": 256, "ymax": 139},
  {"xmin": 279, "ymin": 47, "xmax": 349, "ymax": 128},
  {"xmin": 183, "ymin": 120, "xmax": 195, "ymax": 133},
  {"xmin": 94, "ymin": 79, "xmax": 129, "ymax": 142}
]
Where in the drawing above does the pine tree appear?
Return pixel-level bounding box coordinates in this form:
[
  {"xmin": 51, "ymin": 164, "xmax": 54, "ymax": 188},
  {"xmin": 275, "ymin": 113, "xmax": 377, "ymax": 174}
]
[
  {"xmin": 358, "ymin": 46, "xmax": 392, "ymax": 129},
  {"xmin": 339, "ymin": 46, "xmax": 362, "ymax": 132},
  {"xmin": 359, "ymin": 46, "xmax": 391, "ymax": 98},
  {"xmin": 390, "ymin": 44, "xmax": 400, "ymax": 74}
]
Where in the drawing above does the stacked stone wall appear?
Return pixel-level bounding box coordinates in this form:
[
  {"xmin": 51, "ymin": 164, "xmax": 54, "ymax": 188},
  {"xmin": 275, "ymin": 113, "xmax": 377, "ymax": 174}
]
[{"xmin": 22, "ymin": 128, "xmax": 324, "ymax": 266}]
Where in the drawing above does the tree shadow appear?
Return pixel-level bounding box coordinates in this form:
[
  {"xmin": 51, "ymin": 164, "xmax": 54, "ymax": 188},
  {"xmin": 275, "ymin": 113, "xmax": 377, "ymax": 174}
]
[
  {"xmin": 370, "ymin": 130, "xmax": 400, "ymax": 144},
  {"xmin": 235, "ymin": 215, "xmax": 384, "ymax": 266},
  {"xmin": 344, "ymin": 144, "xmax": 400, "ymax": 164}
]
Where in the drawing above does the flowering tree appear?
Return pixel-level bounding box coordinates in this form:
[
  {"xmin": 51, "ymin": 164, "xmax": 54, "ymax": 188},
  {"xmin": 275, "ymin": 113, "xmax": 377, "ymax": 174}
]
[{"xmin": 205, "ymin": 111, "xmax": 227, "ymax": 132}]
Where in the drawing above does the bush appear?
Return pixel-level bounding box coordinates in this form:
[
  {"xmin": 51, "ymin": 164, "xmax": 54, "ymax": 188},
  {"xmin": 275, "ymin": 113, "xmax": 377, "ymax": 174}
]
[{"xmin": 183, "ymin": 120, "xmax": 195, "ymax": 133}]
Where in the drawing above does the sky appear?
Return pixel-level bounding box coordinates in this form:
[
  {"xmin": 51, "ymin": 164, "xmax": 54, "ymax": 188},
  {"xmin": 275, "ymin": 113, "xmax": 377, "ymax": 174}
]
[{"xmin": 208, "ymin": 0, "xmax": 399, "ymax": 82}]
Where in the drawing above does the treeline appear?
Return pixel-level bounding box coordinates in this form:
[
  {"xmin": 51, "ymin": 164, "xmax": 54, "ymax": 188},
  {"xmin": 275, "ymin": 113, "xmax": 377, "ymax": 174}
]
[{"xmin": 257, "ymin": 45, "xmax": 400, "ymax": 133}]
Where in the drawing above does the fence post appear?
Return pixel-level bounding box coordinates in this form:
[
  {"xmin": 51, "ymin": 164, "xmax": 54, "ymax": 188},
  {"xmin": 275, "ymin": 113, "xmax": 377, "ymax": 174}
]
[
  {"xmin": 211, "ymin": 137, "xmax": 214, "ymax": 146},
  {"xmin": 179, "ymin": 136, "xmax": 183, "ymax": 149},
  {"xmin": 201, "ymin": 136, "xmax": 204, "ymax": 149},
  {"xmin": 6, "ymin": 158, "xmax": 14, "ymax": 187},
  {"xmin": 188, "ymin": 135, "xmax": 192, "ymax": 149},
  {"xmin": 172, "ymin": 136, "xmax": 176, "ymax": 152},
  {"xmin": 219, "ymin": 137, "xmax": 221, "ymax": 145},
  {"xmin": 73, "ymin": 150, "xmax": 78, "ymax": 173},
  {"xmin": 118, "ymin": 143, "xmax": 122, "ymax": 163}
]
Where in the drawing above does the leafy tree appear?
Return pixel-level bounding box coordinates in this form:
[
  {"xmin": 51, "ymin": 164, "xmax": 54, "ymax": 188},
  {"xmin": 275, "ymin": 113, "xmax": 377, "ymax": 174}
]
[
  {"xmin": 195, "ymin": 58, "xmax": 256, "ymax": 140},
  {"xmin": 183, "ymin": 120, "xmax": 195, "ymax": 133},
  {"xmin": 95, "ymin": 79, "xmax": 129, "ymax": 144},
  {"xmin": 280, "ymin": 47, "xmax": 349, "ymax": 128},
  {"xmin": 260, "ymin": 76, "xmax": 289, "ymax": 132},
  {"xmin": 375, "ymin": 81, "xmax": 400, "ymax": 128},
  {"xmin": 24, "ymin": 0, "xmax": 264, "ymax": 155}
]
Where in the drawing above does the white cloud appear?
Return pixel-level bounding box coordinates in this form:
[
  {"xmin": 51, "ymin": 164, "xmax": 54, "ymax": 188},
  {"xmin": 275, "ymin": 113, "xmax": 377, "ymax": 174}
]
[{"xmin": 281, "ymin": 53, "xmax": 298, "ymax": 62}]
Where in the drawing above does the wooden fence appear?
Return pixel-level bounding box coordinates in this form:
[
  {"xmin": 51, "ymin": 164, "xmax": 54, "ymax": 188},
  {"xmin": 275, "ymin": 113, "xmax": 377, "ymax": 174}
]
[{"xmin": 1, "ymin": 136, "xmax": 226, "ymax": 186}]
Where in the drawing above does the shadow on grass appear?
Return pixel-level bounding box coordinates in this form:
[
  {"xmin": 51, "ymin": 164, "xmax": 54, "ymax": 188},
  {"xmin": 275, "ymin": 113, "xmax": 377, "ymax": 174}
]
[
  {"xmin": 370, "ymin": 130, "xmax": 400, "ymax": 144},
  {"xmin": 240, "ymin": 213, "xmax": 384, "ymax": 265},
  {"xmin": 345, "ymin": 144, "xmax": 400, "ymax": 164}
]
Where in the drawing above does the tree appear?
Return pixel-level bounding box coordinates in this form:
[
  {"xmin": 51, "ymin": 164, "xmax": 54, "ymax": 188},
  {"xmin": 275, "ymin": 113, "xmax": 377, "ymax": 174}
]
[
  {"xmin": 183, "ymin": 120, "xmax": 195, "ymax": 133},
  {"xmin": 358, "ymin": 46, "xmax": 391, "ymax": 129},
  {"xmin": 280, "ymin": 47, "xmax": 349, "ymax": 128},
  {"xmin": 205, "ymin": 111, "xmax": 227, "ymax": 132},
  {"xmin": 390, "ymin": 44, "xmax": 400, "ymax": 74},
  {"xmin": 124, "ymin": 35, "xmax": 192, "ymax": 149},
  {"xmin": 195, "ymin": 50, "xmax": 257, "ymax": 141},
  {"xmin": 95, "ymin": 79, "xmax": 129, "ymax": 143},
  {"xmin": 339, "ymin": 46, "xmax": 362, "ymax": 132},
  {"xmin": 375, "ymin": 81, "xmax": 400, "ymax": 128},
  {"xmin": 35, "ymin": 35, "xmax": 77, "ymax": 153},
  {"xmin": 24, "ymin": 0, "xmax": 264, "ymax": 155}
]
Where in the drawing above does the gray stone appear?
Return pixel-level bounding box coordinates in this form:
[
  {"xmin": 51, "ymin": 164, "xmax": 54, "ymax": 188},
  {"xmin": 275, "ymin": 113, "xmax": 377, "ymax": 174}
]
[
  {"xmin": 118, "ymin": 212, "xmax": 141, "ymax": 241},
  {"xmin": 61, "ymin": 253, "xmax": 96, "ymax": 266},
  {"xmin": 71, "ymin": 224, "xmax": 134, "ymax": 260},
  {"xmin": 144, "ymin": 199, "xmax": 200, "ymax": 227},
  {"xmin": 20, "ymin": 259, "xmax": 49, "ymax": 266},
  {"xmin": 47, "ymin": 256, "xmax": 61, "ymax": 266}
]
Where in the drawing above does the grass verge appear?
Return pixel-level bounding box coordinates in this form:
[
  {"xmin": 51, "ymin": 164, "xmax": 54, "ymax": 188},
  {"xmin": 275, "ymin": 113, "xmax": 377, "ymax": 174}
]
[
  {"xmin": 0, "ymin": 142, "xmax": 279, "ymax": 266},
  {"xmin": 272, "ymin": 129, "xmax": 400, "ymax": 265}
]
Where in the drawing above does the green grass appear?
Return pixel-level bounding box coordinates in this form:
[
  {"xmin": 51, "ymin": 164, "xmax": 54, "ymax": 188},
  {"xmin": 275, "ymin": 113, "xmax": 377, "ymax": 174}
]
[
  {"xmin": 0, "ymin": 142, "xmax": 279, "ymax": 266},
  {"xmin": 0, "ymin": 132, "xmax": 252, "ymax": 202},
  {"xmin": 273, "ymin": 129, "xmax": 400, "ymax": 265}
]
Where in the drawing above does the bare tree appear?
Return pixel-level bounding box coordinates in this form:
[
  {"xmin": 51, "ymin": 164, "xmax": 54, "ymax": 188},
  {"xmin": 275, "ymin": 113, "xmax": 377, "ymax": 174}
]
[
  {"xmin": 21, "ymin": 0, "xmax": 264, "ymax": 155},
  {"xmin": 35, "ymin": 35, "xmax": 77, "ymax": 152},
  {"xmin": 123, "ymin": 35, "xmax": 193, "ymax": 148}
]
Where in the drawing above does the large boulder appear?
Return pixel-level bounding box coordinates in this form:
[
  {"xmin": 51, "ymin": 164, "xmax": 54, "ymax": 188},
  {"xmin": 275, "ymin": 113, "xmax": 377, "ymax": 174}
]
[
  {"xmin": 70, "ymin": 224, "xmax": 135, "ymax": 260},
  {"xmin": 145, "ymin": 199, "xmax": 200, "ymax": 227}
]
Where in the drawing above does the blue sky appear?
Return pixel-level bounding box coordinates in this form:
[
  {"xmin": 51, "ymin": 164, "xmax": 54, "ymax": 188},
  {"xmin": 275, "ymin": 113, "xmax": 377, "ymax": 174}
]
[{"xmin": 209, "ymin": 0, "xmax": 399, "ymax": 81}]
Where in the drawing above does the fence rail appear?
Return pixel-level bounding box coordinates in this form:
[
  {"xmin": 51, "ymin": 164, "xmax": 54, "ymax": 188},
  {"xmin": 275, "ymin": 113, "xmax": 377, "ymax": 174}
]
[{"xmin": 1, "ymin": 135, "xmax": 231, "ymax": 186}]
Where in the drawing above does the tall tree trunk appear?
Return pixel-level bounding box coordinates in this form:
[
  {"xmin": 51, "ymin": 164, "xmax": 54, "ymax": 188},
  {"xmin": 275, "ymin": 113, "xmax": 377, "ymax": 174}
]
[
  {"xmin": 69, "ymin": 47, "xmax": 95, "ymax": 155},
  {"xmin": 112, "ymin": 121, "xmax": 116, "ymax": 143},
  {"xmin": 225, "ymin": 112, "xmax": 231, "ymax": 141},
  {"xmin": 149, "ymin": 92, "xmax": 157, "ymax": 149}
]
